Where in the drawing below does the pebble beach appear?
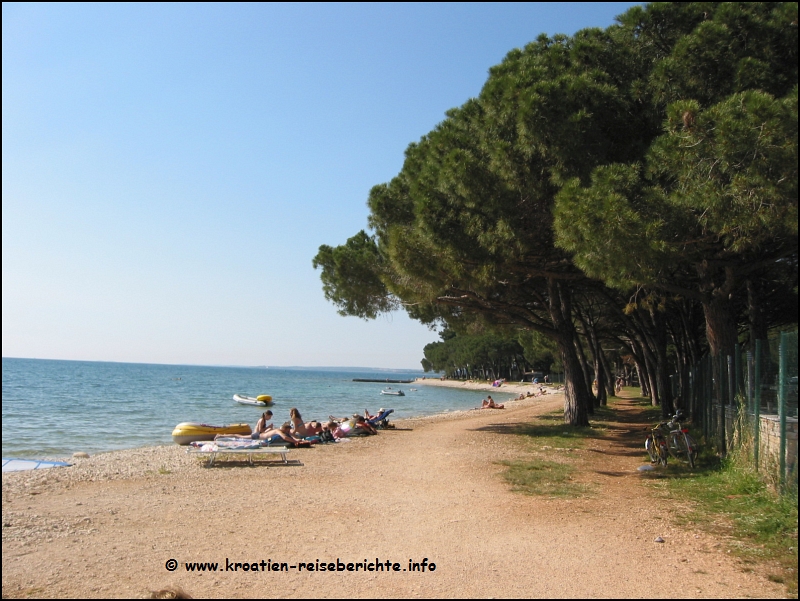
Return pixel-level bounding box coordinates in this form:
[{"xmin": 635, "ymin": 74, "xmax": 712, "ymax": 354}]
[{"xmin": 2, "ymin": 380, "xmax": 784, "ymax": 599}]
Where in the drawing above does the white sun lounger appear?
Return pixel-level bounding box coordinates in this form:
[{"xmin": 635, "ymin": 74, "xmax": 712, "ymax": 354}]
[{"xmin": 187, "ymin": 446, "xmax": 291, "ymax": 466}]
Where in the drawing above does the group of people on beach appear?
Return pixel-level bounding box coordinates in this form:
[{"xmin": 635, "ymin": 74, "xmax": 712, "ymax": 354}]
[
  {"xmin": 221, "ymin": 406, "xmax": 391, "ymax": 447},
  {"xmin": 480, "ymin": 383, "xmax": 556, "ymax": 409},
  {"xmin": 515, "ymin": 386, "xmax": 549, "ymax": 400}
]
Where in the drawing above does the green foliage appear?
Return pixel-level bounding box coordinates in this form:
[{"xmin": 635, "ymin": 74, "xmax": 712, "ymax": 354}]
[
  {"xmin": 312, "ymin": 231, "xmax": 398, "ymax": 319},
  {"xmin": 517, "ymin": 330, "xmax": 562, "ymax": 372},
  {"xmin": 314, "ymin": 1, "xmax": 798, "ymax": 419},
  {"xmin": 421, "ymin": 331, "xmax": 524, "ymax": 376},
  {"xmin": 556, "ymin": 3, "xmax": 798, "ymax": 286},
  {"xmin": 553, "ymin": 2, "xmax": 798, "ymax": 357},
  {"xmin": 651, "ymin": 88, "xmax": 798, "ymax": 253}
]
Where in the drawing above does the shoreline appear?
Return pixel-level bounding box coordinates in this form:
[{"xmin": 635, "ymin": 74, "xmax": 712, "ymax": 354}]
[
  {"xmin": 416, "ymin": 376, "xmax": 561, "ymax": 394},
  {"xmin": 1, "ymin": 393, "xmax": 553, "ymax": 484},
  {"xmin": 2, "ymin": 378, "xmax": 548, "ymax": 464},
  {"xmin": 3, "ymin": 388, "xmax": 783, "ymax": 599}
]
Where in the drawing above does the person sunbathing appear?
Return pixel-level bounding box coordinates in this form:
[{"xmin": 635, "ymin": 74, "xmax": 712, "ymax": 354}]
[
  {"xmin": 221, "ymin": 422, "xmax": 301, "ymax": 445},
  {"xmin": 259, "ymin": 423, "xmax": 305, "ymax": 445},
  {"xmin": 332, "ymin": 420, "xmax": 352, "ymax": 438},
  {"xmin": 318, "ymin": 421, "xmax": 337, "ymax": 443},
  {"xmin": 352, "ymin": 414, "xmax": 378, "ymax": 435},
  {"xmin": 304, "ymin": 420, "xmax": 323, "ymax": 436},
  {"xmin": 481, "ymin": 396, "xmax": 505, "ymax": 409}
]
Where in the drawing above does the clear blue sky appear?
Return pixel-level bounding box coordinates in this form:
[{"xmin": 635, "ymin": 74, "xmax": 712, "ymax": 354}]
[{"xmin": 2, "ymin": 2, "xmax": 639, "ymax": 369}]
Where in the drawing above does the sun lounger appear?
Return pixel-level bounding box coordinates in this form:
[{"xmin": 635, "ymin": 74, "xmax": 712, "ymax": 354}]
[
  {"xmin": 367, "ymin": 408, "xmax": 394, "ymax": 428},
  {"xmin": 187, "ymin": 446, "xmax": 291, "ymax": 466}
]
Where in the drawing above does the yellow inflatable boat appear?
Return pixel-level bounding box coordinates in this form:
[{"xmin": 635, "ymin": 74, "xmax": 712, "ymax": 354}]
[
  {"xmin": 172, "ymin": 422, "xmax": 252, "ymax": 445},
  {"xmin": 233, "ymin": 394, "xmax": 273, "ymax": 406}
]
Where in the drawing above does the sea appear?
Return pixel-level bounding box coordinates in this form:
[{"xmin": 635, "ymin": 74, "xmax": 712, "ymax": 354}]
[{"xmin": 1, "ymin": 358, "xmax": 513, "ymax": 459}]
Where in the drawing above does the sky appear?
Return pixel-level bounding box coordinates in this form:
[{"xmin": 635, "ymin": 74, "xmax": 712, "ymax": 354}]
[{"xmin": 2, "ymin": 2, "xmax": 639, "ymax": 369}]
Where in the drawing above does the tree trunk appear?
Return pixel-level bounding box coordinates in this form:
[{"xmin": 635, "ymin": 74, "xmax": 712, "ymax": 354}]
[
  {"xmin": 636, "ymin": 360, "xmax": 649, "ymax": 397},
  {"xmin": 648, "ymin": 308, "xmax": 674, "ymax": 419},
  {"xmin": 698, "ymin": 262, "xmax": 738, "ymax": 359},
  {"xmin": 574, "ymin": 334, "xmax": 596, "ymax": 413},
  {"xmin": 548, "ymin": 279, "xmax": 590, "ymax": 426},
  {"xmin": 746, "ymin": 279, "xmax": 768, "ymax": 347},
  {"xmin": 599, "ymin": 351, "xmax": 615, "ymax": 400},
  {"xmin": 557, "ymin": 333, "xmax": 591, "ymax": 426},
  {"xmin": 596, "ymin": 356, "xmax": 607, "ymax": 406}
]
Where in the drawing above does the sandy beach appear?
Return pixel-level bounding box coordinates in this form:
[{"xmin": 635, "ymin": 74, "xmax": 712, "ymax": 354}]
[{"xmin": 2, "ymin": 382, "xmax": 785, "ymax": 599}]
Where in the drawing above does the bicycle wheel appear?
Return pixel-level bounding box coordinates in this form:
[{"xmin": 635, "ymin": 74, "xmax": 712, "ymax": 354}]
[
  {"xmin": 645, "ymin": 434, "xmax": 659, "ymax": 463},
  {"xmin": 667, "ymin": 432, "xmax": 681, "ymax": 459},
  {"xmin": 657, "ymin": 437, "xmax": 669, "ymax": 466},
  {"xmin": 684, "ymin": 433, "xmax": 698, "ymax": 468}
]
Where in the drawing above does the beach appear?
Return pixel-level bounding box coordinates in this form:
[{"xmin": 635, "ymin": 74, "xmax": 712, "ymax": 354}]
[{"xmin": 2, "ymin": 382, "xmax": 784, "ymax": 598}]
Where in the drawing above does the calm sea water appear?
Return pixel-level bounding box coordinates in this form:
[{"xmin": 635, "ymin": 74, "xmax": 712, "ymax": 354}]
[{"xmin": 1, "ymin": 358, "xmax": 513, "ymax": 458}]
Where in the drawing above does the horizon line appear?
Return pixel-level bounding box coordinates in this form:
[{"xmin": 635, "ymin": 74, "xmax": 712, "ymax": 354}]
[{"xmin": 1, "ymin": 356, "xmax": 429, "ymax": 372}]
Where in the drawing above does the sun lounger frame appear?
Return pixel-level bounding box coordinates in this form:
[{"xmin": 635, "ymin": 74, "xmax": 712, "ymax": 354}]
[{"xmin": 187, "ymin": 446, "xmax": 291, "ymax": 466}]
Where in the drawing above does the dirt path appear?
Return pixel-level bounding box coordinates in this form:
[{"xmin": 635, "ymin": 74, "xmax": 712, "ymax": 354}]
[{"xmin": 2, "ymin": 393, "xmax": 785, "ymax": 598}]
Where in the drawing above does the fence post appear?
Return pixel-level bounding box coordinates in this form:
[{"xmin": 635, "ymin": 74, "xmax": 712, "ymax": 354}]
[
  {"xmin": 735, "ymin": 343, "xmax": 742, "ymax": 398},
  {"xmin": 725, "ymin": 355, "xmax": 739, "ymax": 445},
  {"xmin": 779, "ymin": 332, "xmax": 787, "ymax": 491},
  {"xmin": 746, "ymin": 350, "xmax": 753, "ymax": 414},
  {"xmin": 754, "ymin": 339, "xmax": 762, "ymax": 472},
  {"xmin": 706, "ymin": 354, "xmax": 712, "ymax": 441},
  {"xmin": 719, "ymin": 354, "xmax": 727, "ymax": 457}
]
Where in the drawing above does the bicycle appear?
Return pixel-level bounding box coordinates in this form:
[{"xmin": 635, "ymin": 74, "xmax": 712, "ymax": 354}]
[
  {"xmin": 665, "ymin": 409, "xmax": 698, "ymax": 468},
  {"xmin": 645, "ymin": 423, "xmax": 669, "ymax": 466}
]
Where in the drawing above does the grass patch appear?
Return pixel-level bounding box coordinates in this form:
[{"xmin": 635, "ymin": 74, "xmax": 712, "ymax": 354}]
[
  {"xmin": 511, "ymin": 408, "xmax": 609, "ymax": 449},
  {"xmin": 627, "ymin": 395, "xmax": 664, "ymax": 421},
  {"xmin": 158, "ymin": 465, "xmax": 171, "ymax": 475},
  {"xmin": 662, "ymin": 458, "xmax": 798, "ymax": 596},
  {"xmin": 499, "ymin": 459, "xmax": 589, "ymax": 497}
]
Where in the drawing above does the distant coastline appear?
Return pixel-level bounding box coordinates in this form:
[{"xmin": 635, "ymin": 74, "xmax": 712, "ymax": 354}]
[{"xmin": 1, "ymin": 356, "xmax": 434, "ymax": 374}]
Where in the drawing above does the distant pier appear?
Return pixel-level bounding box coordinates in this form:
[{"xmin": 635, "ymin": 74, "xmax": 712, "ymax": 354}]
[{"xmin": 352, "ymin": 378, "xmax": 415, "ymax": 383}]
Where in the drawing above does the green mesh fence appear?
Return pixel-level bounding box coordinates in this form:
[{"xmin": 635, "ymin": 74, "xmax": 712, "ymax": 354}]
[{"xmin": 679, "ymin": 330, "xmax": 798, "ymax": 494}]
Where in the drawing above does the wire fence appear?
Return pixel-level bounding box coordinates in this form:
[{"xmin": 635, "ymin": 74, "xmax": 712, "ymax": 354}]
[{"xmin": 671, "ymin": 330, "xmax": 798, "ymax": 495}]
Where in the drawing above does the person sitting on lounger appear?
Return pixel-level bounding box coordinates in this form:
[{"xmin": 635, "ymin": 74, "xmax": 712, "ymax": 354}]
[
  {"xmin": 289, "ymin": 408, "xmax": 317, "ymax": 437},
  {"xmin": 251, "ymin": 410, "xmax": 274, "ymax": 439},
  {"xmin": 481, "ymin": 395, "xmax": 505, "ymax": 409},
  {"xmin": 365, "ymin": 408, "xmax": 394, "ymax": 428}
]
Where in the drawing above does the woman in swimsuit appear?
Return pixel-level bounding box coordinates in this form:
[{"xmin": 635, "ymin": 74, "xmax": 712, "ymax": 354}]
[
  {"xmin": 289, "ymin": 408, "xmax": 318, "ymax": 437},
  {"xmin": 481, "ymin": 395, "xmax": 505, "ymax": 409},
  {"xmin": 251, "ymin": 411, "xmax": 274, "ymax": 439}
]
